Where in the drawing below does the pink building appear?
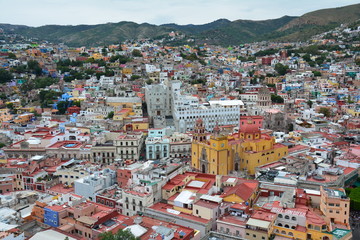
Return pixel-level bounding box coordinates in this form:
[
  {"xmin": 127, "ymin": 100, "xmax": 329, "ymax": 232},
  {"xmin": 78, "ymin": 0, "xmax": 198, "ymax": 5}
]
[{"xmin": 239, "ymin": 116, "xmax": 264, "ymax": 130}]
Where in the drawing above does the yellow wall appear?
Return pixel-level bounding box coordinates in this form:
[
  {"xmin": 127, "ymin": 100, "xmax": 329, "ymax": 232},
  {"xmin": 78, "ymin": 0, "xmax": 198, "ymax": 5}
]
[
  {"xmin": 91, "ymin": 53, "xmax": 103, "ymax": 60},
  {"xmin": 347, "ymin": 109, "xmax": 360, "ymax": 117},
  {"xmin": 107, "ymin": 101, "xmax": 140, "ymax": 108},
  {"xmin": 223, "ymin": 194, "xmax": 244, "ymax": 204},
  {"xmin": 14, "ymin": 114, "xmax": 34, "ymax": 123},
  {"xmin": 191, "ymin": 136, "xmax": 233, "ymax": 175},
  {"xmin": 306, "ymin": 228, "xmax": 333, "ymax": 240},
  {"xmin": 273, "ymin": 226, "xmax": 306, "ymax": 239},
  {"xmin": 0, "ymin": 109, "xmax": 12, "ymax": 122},
  {"xmin": 193, "ymin": 204, "xmax": 213, "ymax": 220},
  {"xmin": 122, "ymin": 121, "xmax": 149, "ymax": 131},
  {"xmin": 122, "ymin": 68, "xmax": 133, "ymax": 74},
  {"xmin": 174, "ymin": 206, "xmax": 193, "ymax": 214},
  {"xmin": 238, "ymin": 143, "xmax": 288, "ymax": 175},
  {"xmin": 192, "ymin": 134, "xmax": 288, "ymax": 176}
]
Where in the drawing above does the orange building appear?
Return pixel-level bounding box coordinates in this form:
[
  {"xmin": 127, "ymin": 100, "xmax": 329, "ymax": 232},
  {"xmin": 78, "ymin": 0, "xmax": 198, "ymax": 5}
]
[
  {"xmin": 320, "ymin": 186, "xmax": 351, "ymax": 229},
  {"xmin": 31, "ymin": 201, "xmax": 48, "ymax": 222}
]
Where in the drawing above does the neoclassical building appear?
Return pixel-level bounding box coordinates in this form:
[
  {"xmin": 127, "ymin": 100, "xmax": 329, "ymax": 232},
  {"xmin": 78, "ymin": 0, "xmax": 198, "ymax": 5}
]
[
  {"xmin": 191, "ymin": 116, "xmax": 288, "ymax": 176},
  {"xmin": 257, "ymin": 86, "xmax": 272, "ymax": 108}
]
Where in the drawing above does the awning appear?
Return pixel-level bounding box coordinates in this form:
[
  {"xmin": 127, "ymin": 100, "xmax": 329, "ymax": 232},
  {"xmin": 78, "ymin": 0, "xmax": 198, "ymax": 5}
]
[{"xmin": 246, "ymin": 218, "xmax": 270, "ymax": 229}]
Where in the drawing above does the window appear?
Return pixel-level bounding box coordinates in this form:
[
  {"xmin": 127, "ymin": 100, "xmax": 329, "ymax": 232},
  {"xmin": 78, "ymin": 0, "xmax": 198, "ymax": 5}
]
[
  {"xmin": 285, "ymin": 215, "xmax": 290, "ymax": 219},
  {"xmin": 292, "ymin": 216, "xmax": 296, "ymax": 221}
]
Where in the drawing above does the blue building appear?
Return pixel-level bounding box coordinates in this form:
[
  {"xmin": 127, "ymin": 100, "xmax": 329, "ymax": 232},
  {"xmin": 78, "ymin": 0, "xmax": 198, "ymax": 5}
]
[
  {"xmin": 145, "ymin": 128, "xmax": 172, "ymax": 160},
  {"xmin": 44, "ymin": 206, "xmax": 60, "ymax": 227}
]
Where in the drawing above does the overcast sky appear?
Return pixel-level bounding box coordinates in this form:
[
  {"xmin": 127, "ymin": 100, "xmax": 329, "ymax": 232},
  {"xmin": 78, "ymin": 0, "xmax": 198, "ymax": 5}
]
[{"xmin": 0, "ymin": 0, "xmax": 358, "ymax": 27}]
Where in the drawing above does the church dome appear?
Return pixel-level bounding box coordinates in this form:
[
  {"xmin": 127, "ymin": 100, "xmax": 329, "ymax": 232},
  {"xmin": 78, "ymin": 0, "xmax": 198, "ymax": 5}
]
[
  {"xmin": 239, "ymin": 117, "xmax": 261, "ymax": 134},
  {"xmin": 240, "ymin": 124, "xmax": 260, "ymax": 133}
]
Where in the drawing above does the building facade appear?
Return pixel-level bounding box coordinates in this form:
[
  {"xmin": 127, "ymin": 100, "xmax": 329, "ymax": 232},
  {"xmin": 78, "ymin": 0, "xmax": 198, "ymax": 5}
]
[{"xmin": 192, "ymin": 117, "xmax": 288, "ymax": 176}]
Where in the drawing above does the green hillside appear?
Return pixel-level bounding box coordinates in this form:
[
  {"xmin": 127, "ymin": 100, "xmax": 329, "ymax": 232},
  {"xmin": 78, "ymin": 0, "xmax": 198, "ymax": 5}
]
[{"xmin": 1, "ymin": 3, "xmax": 359, "ymax": 46}]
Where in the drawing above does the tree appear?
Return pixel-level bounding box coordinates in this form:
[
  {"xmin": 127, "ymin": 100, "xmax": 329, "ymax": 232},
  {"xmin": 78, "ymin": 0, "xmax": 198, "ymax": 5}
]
[
  {"xmin": 99, "ymin": 229, "xmax": 139, "ymax": 240},
  {"xmin": 56, "ymin": 101, "xmax": 69, "ymax": 114},
  {"xmin": 319, "ymin": 107, "xmax": 330, "ymax": 117},
  {"xmin": 132, "ymin": 49, "xmax": 142, "ymax": 57},
  {"xmin": 39, "ymin": 90, "xmax": 62, "ymax": 103},
  {"xmin": 11, "ymin": 64, "xmax": 27, "ymax": 74},
  {"xmin": 106, "ymin": 111, "xmax": 114, "ymax": 119},
  {"xmin": 348, "ymin": 187, "xmax": 360, "ymax": 210},
  {"xmin": 6, "ymin": 103, "xmax": 14, "ymax": 110},
  {"xmin": 356, "ymin": 58, "xmax": 360, "ymax": 66},
  {"xmin": 0, "ymin": 69, "xmax": 13, "ymax": 83},
  {"xmin": 307, "ymin": 100, "xmax": 313, "ymax": 108},
  {"xmin": 250, "ymin": 78, "xmax": 258, "ymax": 85},
  {"xmin": 288, "ymin": 124, "xmax": 294, "ymax": 132},
  {"xmin": 27, "ymin": 60, "xmax": 42, "ymax": 76},
  {"xmin": 7, "ymin": 52, "xmax": 17, "ymax": 59},
  {"xmin": 130, "ymin": 75, "xmax": 141, "ymax": 81},
  {"xmin": 347, "ymin": 95, "xmax": 354, "ymax": 104},
  {"xmin": 73, "ymin": 100, "xmax": 81, "ymax": 107},
  {"xmin": 34, "ymin": 77, "xmax": 58, "ymax": 89},
  {"xmin": 302, "ymin": 54, "xmax": 311, "ymax": 62},
  {"xmin": 102, "ymin": 47, "xmax": 108, "ymax": 56},
  {"xmin": 312, "ymin": 71, "xmax": 322, "ymax": 77},
  {"xmin": 274, "ymin": 63, "xmax": 289, "ymax": 76},
  {"xmin": 271, "ymin": 94, "xmax": 284, "ymax": 103}
]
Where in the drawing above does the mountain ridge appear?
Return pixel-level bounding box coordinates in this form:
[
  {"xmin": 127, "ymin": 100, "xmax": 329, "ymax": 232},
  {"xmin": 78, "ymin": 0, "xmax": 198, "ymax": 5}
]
[{"xmin": 1, "ymin": 3, "xmax": 359, "ymax": 46}]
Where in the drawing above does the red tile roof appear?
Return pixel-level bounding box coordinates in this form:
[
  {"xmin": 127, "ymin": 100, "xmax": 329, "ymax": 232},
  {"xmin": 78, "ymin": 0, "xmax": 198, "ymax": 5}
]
[{"xmin": 221, "ymin": 182, "xmax": 258, "ymax": 201}]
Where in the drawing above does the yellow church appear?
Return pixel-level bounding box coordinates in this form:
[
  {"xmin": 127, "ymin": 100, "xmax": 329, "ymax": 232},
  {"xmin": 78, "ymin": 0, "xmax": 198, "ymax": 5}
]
[{"xmin": 191, "ymin": 116, "xmax": 288, "ymax": 176}]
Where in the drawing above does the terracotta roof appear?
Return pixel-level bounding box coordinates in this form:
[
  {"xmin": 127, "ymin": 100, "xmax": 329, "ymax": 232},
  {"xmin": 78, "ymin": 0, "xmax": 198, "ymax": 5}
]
[{"xmin": 221, "ymin": 182, "xmax": 258, "ymax": 201}]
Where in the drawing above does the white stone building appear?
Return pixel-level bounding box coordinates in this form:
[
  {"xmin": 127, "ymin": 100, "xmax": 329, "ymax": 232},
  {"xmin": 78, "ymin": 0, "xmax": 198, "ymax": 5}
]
[
  {"xmin": 74, "ymin": 168, "xmax": 116, "ymax": 201},
  {"xmin": 173, "ymin": 99, "xmax": 244, "ymax": 132},
  {"xmin": 114, "ymin": 131, "xmax": 144, "ymax": 161}
]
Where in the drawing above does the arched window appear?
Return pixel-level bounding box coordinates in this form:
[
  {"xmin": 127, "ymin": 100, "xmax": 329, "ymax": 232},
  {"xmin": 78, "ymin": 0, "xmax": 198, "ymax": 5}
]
[
  {"xmin": 285, "ymin": 215, "xmax": 290, "ymax": 220},
  {"xmin": 284, "ymin": 224, "xmax": 289, "ymax": 228},
  {"xmin": 291, "ymin": 216, "xmax": 296, "ymax": 221},
  {"xmin": 288, "ymin": 232, "xmax": 293, "ymax": 236},
  {"xmin": 278, "ymin": 214, "xmax": 283, "ymax": 218},
  {"xmin": 278, "ymin": 223, "xmax": 283, "ymax": 227},
  {"xmin": 281, "ymin": 230, "xmax": 286, "ymax": 235}
]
